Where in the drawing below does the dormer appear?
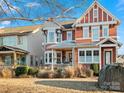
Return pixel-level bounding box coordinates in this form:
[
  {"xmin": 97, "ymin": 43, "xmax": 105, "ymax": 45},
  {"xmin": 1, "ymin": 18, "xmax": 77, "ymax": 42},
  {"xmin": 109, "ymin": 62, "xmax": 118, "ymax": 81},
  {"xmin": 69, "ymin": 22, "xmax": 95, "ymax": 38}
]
[{"xmin": 42, "ymin": 18, "xmax": 64, "ymax": 44}]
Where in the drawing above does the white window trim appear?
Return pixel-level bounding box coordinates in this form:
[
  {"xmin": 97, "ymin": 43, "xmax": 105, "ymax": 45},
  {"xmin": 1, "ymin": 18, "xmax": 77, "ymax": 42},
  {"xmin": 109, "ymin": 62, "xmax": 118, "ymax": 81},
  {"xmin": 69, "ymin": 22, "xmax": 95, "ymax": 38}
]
[
  {"xmin": 67, "ymin": 31, "xmax": 72, "ymax": 41},
  {"xmin": 83, "ymin": 26, "xmax": 90, "ymax": 39},
  {"xmin": 102, "ymin": 25, "xmax": 109, "ymax": 38},
  {"xmin": 92, "ymin": 26, "xmax": 100, "ymax": 41},
  {"xmin": 56, "ymin": 32, "xmax": 62, "ymax": 43},
  {"xmin": 93, "ymin": 8, "xmax": 98, "ymax": 22},
  {"xmin": 47, "ymin": 31, "xmax": 56, "ymax": 43},
  {"xmin": 78, "ymin": 48, "xmax": 100, "ymax": 64},
  {"xmin": 56, "ymin": 51, "xmax": 62, "ymax": 64}
]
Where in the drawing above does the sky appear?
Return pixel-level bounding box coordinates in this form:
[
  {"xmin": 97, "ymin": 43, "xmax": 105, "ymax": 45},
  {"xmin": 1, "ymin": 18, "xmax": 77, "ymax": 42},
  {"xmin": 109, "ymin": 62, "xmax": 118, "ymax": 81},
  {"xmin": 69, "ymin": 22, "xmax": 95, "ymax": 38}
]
[{"xmin": 0, "ymin": 0, "xmax": 124, "ymax": 54}]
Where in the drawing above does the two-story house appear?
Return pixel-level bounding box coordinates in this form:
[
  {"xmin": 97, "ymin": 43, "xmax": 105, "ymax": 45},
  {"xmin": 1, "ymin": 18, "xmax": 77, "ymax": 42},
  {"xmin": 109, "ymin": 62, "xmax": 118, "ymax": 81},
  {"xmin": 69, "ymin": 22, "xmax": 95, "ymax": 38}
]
[
  {"xmin": 42, "ymin": 0, "xmax": 122, "ymax": 69},
  {"xmin": 0, "ymin": 25, "xmax": 43, "ymax": 67}
]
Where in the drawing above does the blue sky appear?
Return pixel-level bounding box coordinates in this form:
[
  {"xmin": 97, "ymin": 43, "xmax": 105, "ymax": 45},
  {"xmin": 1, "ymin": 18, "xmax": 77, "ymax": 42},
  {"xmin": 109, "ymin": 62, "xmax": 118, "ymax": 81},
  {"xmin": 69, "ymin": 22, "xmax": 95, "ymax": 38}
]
[{"xmin": 0, "ymin": 0, "xmax": 124, "ymax": 54}]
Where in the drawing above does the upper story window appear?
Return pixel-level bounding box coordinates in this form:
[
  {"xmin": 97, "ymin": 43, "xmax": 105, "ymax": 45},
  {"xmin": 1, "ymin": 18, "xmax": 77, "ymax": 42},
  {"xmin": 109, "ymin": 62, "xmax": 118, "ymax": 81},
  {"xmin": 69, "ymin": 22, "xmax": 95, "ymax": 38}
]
[
  {"xmin": 93, "ymin": 8, "xmax": 98, "ymax": 19},
  {"xmin": 56, "ymin": 30, "xmax": 62, "ymax": 43},
  {"xmin": 17, "ymin": 36, "xmax": 23, "ymax": 45},
  {"xmin": 0, "ymin": 37, "xmax": 3, "ymax": 46},
  {"xmin": 102, "ymin": 25, "xmax": 109, "ymax": 38},
  {"xmin": 83, "ymin": 27, "xmax": 89, "ymax": 39},
  {"xmin": 47, "ymin": 29, "xmax": 62, "ymax": 43},
  {"xmin": 48, "ymin": 30, "xmax": 55, "ymax": 43},
  {"xmin": 67, "ymin": 31, "xmax": 72, "ymax": 41},
  {"xmin": 92, "ymin": 26, "xmax": 100, "ymax": 41}
]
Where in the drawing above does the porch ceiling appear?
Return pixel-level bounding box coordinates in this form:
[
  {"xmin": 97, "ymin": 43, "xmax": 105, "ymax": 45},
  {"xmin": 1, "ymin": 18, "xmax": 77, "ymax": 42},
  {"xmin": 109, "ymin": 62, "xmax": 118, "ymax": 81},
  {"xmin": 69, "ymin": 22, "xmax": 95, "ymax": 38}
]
[
  {"xmin": 0, "ymin": 46, "xmax": 29, "ymax": 54},
  {"xmin": 47, "ymin": 41, "xmax": 99, "ymax": 50}
]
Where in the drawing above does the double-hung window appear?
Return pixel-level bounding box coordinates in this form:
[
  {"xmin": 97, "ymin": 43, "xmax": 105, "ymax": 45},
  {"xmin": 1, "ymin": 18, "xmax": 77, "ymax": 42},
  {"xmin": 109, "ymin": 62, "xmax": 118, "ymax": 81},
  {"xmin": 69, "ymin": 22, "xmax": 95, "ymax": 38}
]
[
  {"xmin": 93, "ymin": 8, "xmax": 98, "ymax": 20},
  {"xmin": 102, "ymin": 25, "xmax": 109, "ymax": 38},
  {"xmin": 56, "ymin": 32, "xmax": 62, "ymax": 43},
  {"xmin": 48, "ymin": 31, "xmax": 55, "ymax": 43},
  {"xmin": 67, "ymin": 31, "xmax": 72, "ymax": 41},
  {"xmin": 83, "ymin": 27, "xmax": 89, "ymax": 39},
  {"xmin": 92, "ymin": 26, "xmax": 100, "ymax": 41}
]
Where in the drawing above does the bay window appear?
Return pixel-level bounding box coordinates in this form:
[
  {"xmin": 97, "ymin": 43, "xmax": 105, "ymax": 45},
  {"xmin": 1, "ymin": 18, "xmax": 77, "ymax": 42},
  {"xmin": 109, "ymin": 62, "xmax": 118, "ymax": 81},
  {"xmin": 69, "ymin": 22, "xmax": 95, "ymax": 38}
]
[
  {"xmin": 78, "ymin": 49, "xmax": 99, "ymax": 64},
  {"xmin": 45, "ymin": 51, "xmax": 62, "ymax": 64}
]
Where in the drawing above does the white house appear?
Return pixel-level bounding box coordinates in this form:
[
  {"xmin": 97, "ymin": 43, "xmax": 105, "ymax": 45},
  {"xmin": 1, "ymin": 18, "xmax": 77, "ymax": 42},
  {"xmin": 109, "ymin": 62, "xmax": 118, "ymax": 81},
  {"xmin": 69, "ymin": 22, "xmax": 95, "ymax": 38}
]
[{"xmin": 0, "ymin": 25, "xmax": 43, "ymax": 66}]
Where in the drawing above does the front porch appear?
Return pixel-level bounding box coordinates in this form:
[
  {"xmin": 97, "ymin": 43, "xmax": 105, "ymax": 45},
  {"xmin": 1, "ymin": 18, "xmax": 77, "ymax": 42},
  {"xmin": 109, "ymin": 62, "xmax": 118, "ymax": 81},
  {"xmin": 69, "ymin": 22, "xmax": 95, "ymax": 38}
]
[
  {"xmin": 0, "ymin": 46, "xmax": 29, "ymax": 67},
  {"xmin": 44, "ymin": 49, "xmax": 74, "ymax": 66}
]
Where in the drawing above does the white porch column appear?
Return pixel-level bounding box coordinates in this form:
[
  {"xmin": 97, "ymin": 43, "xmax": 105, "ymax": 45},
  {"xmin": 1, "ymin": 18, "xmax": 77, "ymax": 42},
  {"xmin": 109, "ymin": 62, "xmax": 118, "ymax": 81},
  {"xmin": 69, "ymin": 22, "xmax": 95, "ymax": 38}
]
[
  {"xmin": 99, "ymin": 46, "xmax": 102, "ymax": 70},
  {"xmin": 51, "ymin": 49, "xmax": 54, "ymax": 71},
  {"xmin": 72, "ymin": 47, "xmax": 75, "ymax": 66}
]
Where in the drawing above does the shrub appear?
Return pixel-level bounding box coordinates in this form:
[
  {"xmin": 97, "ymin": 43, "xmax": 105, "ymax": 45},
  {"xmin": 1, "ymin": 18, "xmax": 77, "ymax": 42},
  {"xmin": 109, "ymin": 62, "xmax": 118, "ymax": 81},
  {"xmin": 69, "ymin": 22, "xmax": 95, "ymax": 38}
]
[
  {"xmin": 85, "ymin": 69, "xmax": 94, "ymax": 77},
  {"xmin": 92, "ymin": 64, "xmax": 99, "ymax": 76},
  {"xmin": 28, "ymin": 67, "xmax": 39, "ymax": 76},
  {"xmin": 37, "ymin": 70, "xmax": 51, "ymax": 78},
  {"xmin": 0, "ymin": 68, "xmax": 12, "ymax": 78},
  {"xmin": 15, "ymin": 66, "xmax": 29, "ymax": 77},
  {"xmin": 63, "ymin": 67, "xmax": 75, "ymax": 78},
  {"xmin": 77, "ymin": 66, "xmax": 94, "ymax": 78}
]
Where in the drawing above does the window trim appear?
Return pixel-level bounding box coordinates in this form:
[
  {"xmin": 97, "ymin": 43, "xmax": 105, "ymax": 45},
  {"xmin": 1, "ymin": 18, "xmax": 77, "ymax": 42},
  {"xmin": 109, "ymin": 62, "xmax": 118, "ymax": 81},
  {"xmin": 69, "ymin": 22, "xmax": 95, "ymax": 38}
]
[
  {"xmin": 92, "ymin": 26, "xmax": 100, "ymax": 41},
  {"xmin": 83, "ymin": 26, "xmax": 90, "ymax": 39},
  {"xmin": 47, "ymin": 30, "xmax": 56, "ymax": 43},
  {"xmin": 67, "ymin": 31, "xmax": 72, "ymax": 41},
  {"xmin": 78, "ymin": 48, "xmax": 99, "ymax": 64},
  {"xmin": 102, "ymin": 25, "xmax": 109, "ymax": 38}
]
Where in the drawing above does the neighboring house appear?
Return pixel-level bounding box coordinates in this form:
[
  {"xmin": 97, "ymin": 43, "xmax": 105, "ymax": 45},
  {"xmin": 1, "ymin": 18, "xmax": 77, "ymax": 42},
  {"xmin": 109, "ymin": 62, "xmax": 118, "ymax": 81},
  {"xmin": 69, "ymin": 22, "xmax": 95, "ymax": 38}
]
[
  {"xmin": 0, "ymin": 25, "xmax": 43, "ymax": 66},
  {"xmin": 42, "ymin": 0, "xmax": 122, "ymax": 69},
  {"xmin": 117, "ymin": 55, "xmax": 124, "ymax": 63}
]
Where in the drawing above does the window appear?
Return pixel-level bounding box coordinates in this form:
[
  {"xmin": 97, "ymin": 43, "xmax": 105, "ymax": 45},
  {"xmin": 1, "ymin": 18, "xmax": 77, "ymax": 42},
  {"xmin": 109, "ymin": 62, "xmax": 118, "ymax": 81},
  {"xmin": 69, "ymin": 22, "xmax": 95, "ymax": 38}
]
[
  {"xmin": 48, "ymin": 31, "xmax": 55, "ymax": 43},
  {"xmin": 93, "ymin": 50, "xmax": 99, "ymax": 62},
  {"xmin": 45, "ymin": 51, "xmax": 54, "ymax": 64},
  {"xmin": 67, "ymin": 31, "xmax": 72, "ymax": 40},
  {"xmin": 57, "ymin": 33, "xmax": 62, "ymax": 42},
  {"xmin": 86, "ymin": 51, "xmax": 92, "ymax": 62},
  {"xmin": 79, "ymin": 51, "xmax": 85, "ymax": 62},
  {"xmin": 92, "ymin": 26, "xmax": 100, "ymax": 41},
  {"xmin": 30, "ymin": 55, "xmax": 33, "ymax": 66},
  {"xmin": 0, "ymin": 37, "xmax": 3, "ymax": 46},
  {"xmin": 93, "ymin": 9, "xmax": 98, "ymax": 18},
  {"xmin": 56, "ymin": 52, "xmax": 62, "ymax": 63},
  {"xmin": 83, "ymin": 27, "xmax": 89, "ymax": 38},
  {"xmin": 102, "ymin": 25, "xmax": 109, "ymax": 38},
  {"xmin": 49, "ymin": 53, "xmax": 52, "ymax": 63},
  {"xmin": 18, "ymin": 36, "xmax": 23, "ymax": 45},
  {"xmin": 78, "ymin": 49, "xmax": 99, "ymax": 64}
]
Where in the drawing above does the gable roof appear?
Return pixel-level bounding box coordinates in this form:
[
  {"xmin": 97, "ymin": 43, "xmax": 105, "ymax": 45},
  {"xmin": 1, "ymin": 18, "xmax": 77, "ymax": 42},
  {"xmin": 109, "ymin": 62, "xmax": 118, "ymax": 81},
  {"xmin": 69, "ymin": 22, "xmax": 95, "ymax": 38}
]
[
  {"xmin": 0, "ymin": 25, "xmax": 42, "ymax": 36},
  {"xmin": 96, "ymin": 38, "xmax": 122, "ymax": 47},
  {"xmin": 73, "ymin": 0, "xmax": 120, "ymax": 26}
]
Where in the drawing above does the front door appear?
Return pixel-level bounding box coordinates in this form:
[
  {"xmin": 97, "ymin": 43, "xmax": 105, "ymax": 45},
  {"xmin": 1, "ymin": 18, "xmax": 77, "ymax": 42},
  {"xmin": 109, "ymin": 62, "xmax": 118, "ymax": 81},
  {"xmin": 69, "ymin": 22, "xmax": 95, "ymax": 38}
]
[{"xmin": 104, "ymin": 51, "xmax": 112, "ymax": 65}]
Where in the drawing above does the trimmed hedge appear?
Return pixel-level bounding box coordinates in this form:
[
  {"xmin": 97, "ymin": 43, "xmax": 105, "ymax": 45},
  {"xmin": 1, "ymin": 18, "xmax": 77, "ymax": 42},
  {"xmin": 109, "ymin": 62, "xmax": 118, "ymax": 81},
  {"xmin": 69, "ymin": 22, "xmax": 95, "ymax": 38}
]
[
  {"xmin": 15, "ymin": 66, "xmax": 29, "ymax": 77},
  {"xmin": 28, "ymin": 67, "xmax": 39, "ymax": 76}
]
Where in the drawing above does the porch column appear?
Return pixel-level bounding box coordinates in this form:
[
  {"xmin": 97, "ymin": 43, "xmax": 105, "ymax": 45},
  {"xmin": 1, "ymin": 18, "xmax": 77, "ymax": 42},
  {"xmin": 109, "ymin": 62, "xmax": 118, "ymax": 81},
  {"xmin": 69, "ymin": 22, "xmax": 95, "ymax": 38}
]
[
  {"xmin": 13, "ymin": 52, "xmax": 17, "ymax": 66},
  {"xmin": 51, "ymin": 49, "xmax": 54, "ymax": 71},
  {"xmin": 99, "ymin": 46, "xmax": 102, "ymax": 70},
  {"xmin": 72, "ymin": 47, "xmax": 75, "ymax": 66}
]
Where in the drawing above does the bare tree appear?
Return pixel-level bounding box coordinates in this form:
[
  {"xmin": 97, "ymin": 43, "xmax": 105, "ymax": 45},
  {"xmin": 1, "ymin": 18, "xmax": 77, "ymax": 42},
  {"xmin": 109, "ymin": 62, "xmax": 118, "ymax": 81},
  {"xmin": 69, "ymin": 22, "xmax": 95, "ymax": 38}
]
[{"xmin": 0, "ymin": 0, "xmax": 87, "ymax": 22}]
